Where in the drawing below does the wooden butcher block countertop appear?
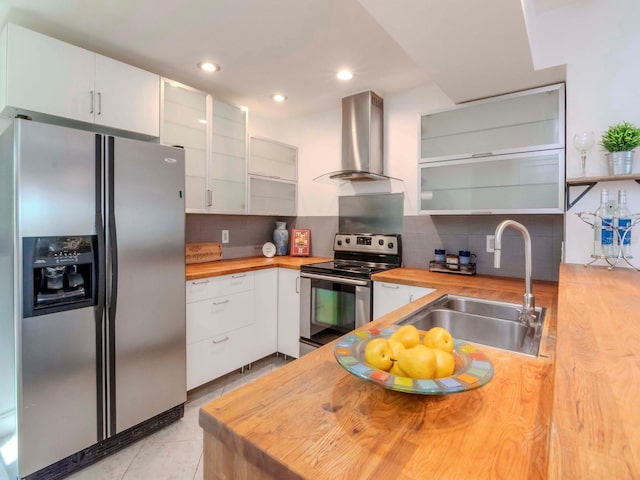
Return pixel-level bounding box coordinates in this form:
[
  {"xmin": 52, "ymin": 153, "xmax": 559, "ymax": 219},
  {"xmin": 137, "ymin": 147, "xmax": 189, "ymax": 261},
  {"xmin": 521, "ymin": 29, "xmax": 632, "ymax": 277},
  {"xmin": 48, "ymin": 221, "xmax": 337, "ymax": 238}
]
[
  {"xmin": 185, "ymin": 255, "xmax": 330, "ymax": 281},
  {"xmin": 199, "ymin": 269, "xmax": 559, "ymax": 480},
  {"xmin": 548, "ymin": 264, "xmax": 640, "ymax": 479}
]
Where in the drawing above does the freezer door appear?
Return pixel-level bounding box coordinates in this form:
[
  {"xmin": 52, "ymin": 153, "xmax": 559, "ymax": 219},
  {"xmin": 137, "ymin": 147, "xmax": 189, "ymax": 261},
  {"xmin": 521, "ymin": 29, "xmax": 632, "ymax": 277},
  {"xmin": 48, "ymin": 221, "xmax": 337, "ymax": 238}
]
[
  {"xmin": 19, "ymin": 308, "xmax": 98, "ymax": 477},
  {"xmin": 15, "ymin": 121, "xmax": 100, "ymax": 476},
  {"xmin": 16, "ymin": 120, "xmax": 97, "ymax": 237},
  {"xmin": 107, "ymin": 137, "xmax": 185, "ymax": 434}
]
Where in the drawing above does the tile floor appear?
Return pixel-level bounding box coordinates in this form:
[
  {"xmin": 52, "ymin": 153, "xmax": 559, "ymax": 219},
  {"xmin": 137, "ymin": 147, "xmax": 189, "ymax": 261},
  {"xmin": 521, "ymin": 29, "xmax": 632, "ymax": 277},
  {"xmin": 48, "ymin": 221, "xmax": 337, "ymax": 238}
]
[{"xmin": 64, "ymin": 354, "xmax": 291, "ymax": 480}]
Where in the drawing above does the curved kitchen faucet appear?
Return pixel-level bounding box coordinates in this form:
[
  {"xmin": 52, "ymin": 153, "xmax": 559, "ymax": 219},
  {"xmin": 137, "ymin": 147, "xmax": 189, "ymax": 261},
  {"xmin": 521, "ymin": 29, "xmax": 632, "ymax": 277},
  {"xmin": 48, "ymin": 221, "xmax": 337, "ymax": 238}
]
[{"xmin": 493, "ymin": 220, "xmax": 536, "ymax": 326}]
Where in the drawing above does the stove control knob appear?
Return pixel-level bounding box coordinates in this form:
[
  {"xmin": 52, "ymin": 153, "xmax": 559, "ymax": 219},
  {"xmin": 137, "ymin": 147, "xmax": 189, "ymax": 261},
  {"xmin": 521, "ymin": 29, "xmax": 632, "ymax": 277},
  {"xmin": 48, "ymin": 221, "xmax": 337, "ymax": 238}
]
[
  {"xmin": 345, "ymin": 238, "xmax": 351, "ymax": 244},
  {"xmin": 337, "ymin": 240, "xmax": 342, "ymax": 246},
  {"xmin": 378, "ymin": 239, "xmax": 384, "ymax": 246},
  {"xmin": 388, "ymin": 242, "xmax": 395, "ymax": 249}
]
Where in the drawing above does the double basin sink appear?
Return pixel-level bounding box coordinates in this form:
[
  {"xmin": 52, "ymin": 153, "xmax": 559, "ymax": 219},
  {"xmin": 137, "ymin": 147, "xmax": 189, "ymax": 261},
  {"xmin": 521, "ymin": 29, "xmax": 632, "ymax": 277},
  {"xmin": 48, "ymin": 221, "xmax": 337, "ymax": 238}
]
[{"xmin": 394, "ymin": 294, "xmax": 546, "ymax": 357}]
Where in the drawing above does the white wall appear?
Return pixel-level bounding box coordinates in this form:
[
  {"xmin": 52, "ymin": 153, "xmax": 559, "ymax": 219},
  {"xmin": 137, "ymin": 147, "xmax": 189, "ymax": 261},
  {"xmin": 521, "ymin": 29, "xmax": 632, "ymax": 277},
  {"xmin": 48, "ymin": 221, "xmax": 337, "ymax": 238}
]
[{"xmin": 523, "ymin": 0, "xmax": 640, "ymax": 265}]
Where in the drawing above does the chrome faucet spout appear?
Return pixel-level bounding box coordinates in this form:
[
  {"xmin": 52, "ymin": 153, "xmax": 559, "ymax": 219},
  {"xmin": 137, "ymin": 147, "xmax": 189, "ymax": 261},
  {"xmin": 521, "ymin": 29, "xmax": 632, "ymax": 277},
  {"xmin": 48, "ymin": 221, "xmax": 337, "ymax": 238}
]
[{"xmin": 493, "ymin": 220, "xmax": 536, "ymax": 326}]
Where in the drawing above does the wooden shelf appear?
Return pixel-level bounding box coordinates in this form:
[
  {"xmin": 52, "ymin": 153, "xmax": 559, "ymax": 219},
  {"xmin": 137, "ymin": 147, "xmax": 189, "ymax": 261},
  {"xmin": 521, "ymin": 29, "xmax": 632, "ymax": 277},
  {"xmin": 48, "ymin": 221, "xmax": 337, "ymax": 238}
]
[
  {"xmin": 565, "ymin": 174, "xmax": 640, "ymax": 210},
  {"xmin": 567, "ymin": 173, "xmax": 640, "ymax": 185}
]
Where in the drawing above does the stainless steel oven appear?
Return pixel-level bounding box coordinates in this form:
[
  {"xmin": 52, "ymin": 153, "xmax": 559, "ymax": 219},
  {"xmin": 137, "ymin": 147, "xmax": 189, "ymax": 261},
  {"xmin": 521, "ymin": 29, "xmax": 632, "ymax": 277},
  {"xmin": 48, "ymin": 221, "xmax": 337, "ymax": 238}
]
[{"xmin": 299, "ymin": 233, "xmax": 401, "ymax": 356}]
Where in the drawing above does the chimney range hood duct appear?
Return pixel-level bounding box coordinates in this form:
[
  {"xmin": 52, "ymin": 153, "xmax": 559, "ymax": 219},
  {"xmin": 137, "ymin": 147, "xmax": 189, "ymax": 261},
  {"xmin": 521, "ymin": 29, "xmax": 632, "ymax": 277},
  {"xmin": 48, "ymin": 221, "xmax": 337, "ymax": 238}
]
[{"xmin": 314, "ymin": 91, "xmax": 397, "ymax": 183}]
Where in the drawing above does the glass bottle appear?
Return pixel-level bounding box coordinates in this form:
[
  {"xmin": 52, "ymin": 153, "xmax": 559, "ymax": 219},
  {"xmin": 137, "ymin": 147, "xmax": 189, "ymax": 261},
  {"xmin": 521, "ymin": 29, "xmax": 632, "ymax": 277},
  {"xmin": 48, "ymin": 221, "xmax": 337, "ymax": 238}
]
[
  {"xmin": 614, "ymin": 189, "xmax": 632, "ymax": 258},
  {"xmin": 594, "ymin": 189, "xmax": 614, "ymax": 257}
]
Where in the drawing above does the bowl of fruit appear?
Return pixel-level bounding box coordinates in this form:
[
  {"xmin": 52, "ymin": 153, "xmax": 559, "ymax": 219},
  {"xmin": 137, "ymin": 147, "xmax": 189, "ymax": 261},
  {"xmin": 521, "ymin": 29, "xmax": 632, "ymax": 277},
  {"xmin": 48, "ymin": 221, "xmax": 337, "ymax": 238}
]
[{"xmin": 334, "ymin": 324, "xmax": 493, "ymax": 395}]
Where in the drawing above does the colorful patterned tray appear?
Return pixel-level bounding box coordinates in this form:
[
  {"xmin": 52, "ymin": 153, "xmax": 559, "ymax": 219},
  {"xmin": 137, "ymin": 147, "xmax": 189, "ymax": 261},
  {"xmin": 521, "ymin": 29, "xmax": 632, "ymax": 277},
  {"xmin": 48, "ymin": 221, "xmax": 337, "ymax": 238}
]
[{"xmin": 334, "ymin": 326, "xmax": 494, "ymax": 395}]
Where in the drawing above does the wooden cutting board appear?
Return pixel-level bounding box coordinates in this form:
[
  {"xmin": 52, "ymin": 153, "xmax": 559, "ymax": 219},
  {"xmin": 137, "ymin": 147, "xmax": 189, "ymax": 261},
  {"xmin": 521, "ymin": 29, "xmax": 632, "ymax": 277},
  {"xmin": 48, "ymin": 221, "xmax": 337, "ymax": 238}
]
[{"xmin": 185, "ymin": 242, "xmax": 223, "ymax": 264}]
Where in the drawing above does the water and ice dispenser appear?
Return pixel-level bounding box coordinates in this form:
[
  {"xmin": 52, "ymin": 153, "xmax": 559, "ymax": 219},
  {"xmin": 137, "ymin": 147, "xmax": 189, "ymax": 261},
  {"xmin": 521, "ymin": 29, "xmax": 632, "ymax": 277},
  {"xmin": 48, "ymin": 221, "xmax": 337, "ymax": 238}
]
[{"xmin": 23, "ymin": 236, "xmax": 97, "ymax": 317}]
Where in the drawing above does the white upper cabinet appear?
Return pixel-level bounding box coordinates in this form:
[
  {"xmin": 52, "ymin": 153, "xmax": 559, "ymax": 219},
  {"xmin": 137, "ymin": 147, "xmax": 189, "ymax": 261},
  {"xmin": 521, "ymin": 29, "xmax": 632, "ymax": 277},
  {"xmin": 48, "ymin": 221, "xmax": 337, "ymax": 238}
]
[
  {"xmin": 161, "ymin": 80, "xmax": 208, "ymax": 211},
  {"xmin": 419, "ymin": 149, "xmax": 565, "ymax": 214},
  {"xmin": 161, "ymin": 80, "xmax": 247, "ymax": 213},
  {"xmin": 248, "ymin": 137, "xmax": 298, "ymax": 215},
  {"xmin": 210, "ymin": 99, "xmax": 247, "ymax": 213},
  {"xmin": 418, "ymin": 83, "xmax": 565, "ymax": 214},
  {"xmin": 420, "ymin": 83, "xmax": 564, "ymax": 163},
  {"xmin": 0, "ymin": 23, "xmax": 159, "ymax": 138},
  {"xmin": 93, "ymin": 54, "xmax": 160, "ymax": 137},
  {"xmin": 249, "ymin": 136, "xmax": 297, "ymax": 180}
]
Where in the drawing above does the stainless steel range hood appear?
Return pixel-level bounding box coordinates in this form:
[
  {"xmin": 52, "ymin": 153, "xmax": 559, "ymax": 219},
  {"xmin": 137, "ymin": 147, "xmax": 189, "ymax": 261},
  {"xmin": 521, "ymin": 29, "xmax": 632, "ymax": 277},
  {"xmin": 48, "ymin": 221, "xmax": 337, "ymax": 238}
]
[{"xmin": 315, "ymin": 91, "xmax": 397, "ymax": 183}]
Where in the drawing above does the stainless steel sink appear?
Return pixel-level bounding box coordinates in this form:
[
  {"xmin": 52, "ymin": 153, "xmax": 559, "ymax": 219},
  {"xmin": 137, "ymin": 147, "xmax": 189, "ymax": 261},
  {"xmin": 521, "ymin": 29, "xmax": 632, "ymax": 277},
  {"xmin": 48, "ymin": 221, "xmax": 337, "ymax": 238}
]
[{"xmin": 394, "ymin": 294, "xmax": 546, "ymax": 357}]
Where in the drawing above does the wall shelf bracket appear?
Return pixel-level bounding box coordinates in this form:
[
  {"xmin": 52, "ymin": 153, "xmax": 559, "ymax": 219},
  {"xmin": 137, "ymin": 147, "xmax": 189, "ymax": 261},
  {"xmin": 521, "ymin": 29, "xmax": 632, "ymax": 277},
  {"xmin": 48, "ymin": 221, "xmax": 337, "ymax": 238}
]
[{"xmin": 566, "ymin": 182, "xmax": 597, "ymax": 210}]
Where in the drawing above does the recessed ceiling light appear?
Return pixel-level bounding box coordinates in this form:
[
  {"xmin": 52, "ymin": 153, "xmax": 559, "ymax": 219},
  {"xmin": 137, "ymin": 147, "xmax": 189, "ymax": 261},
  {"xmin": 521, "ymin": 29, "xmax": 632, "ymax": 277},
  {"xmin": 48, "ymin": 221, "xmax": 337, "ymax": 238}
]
[
  {"xmin": 272, "ymin": 94, "xmax": 287, "ymax": 102},
  {"xmin": 198, "ymin": 61, "xmax": 220, "ymax": 73},
  {"xmin": 337, "ymin": 70, "xmax": 353, "ymax": 81}
]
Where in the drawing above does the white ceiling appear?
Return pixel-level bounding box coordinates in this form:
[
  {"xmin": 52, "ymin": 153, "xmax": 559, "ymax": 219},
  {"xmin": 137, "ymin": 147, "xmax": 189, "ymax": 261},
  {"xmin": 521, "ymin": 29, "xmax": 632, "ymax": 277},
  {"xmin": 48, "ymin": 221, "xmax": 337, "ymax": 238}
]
[{"xmin": 0, "ymin": 0, "xmax": 565, "ymax": 121}]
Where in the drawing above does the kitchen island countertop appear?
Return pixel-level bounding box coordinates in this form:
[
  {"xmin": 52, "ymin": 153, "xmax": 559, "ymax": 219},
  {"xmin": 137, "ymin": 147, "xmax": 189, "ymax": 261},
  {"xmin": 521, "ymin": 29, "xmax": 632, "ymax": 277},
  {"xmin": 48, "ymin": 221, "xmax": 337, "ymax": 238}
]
[{"xmin": 199, "ymin": 268, "xmax": 559, "ymax": 479}]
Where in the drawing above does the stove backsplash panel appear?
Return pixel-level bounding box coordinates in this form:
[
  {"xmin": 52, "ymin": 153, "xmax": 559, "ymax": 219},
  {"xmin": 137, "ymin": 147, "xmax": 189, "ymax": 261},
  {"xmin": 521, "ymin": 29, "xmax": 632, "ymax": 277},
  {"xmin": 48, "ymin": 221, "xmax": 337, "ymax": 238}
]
[{"xmin": 339, "ymin": 193, "xmax": 403, "ymax": 234}]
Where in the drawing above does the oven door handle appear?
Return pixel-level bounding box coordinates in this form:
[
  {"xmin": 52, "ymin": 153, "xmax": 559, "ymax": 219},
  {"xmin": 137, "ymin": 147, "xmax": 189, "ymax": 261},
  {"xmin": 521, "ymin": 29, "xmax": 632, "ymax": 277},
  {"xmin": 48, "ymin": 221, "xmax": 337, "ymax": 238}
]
[{"xmin": 300, "ymin": 272, "xmax": 370, "ymax": 287}]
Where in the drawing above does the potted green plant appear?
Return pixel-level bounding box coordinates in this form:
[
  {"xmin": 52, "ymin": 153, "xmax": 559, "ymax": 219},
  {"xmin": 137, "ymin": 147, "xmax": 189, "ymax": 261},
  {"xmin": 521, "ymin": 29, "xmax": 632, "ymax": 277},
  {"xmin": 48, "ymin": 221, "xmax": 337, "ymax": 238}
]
[{"xmin": 600, "ymin": 121, "xmax": 640, "ymax": 175}]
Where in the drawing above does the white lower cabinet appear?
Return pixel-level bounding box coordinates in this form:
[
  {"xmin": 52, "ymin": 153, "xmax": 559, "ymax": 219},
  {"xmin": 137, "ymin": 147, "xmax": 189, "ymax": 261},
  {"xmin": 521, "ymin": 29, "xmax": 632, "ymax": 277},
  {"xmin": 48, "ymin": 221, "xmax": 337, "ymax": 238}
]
[
  {"xmin": 186, "ymin": 272, "xmax": 256, "ymax": 390},
  {"xmin": 186, "ymin": 269, "xmax": 280, "ymax": 390},
  {"xmin": 373, "ymin": 282, "xmax": 436, "ymax": 320},
  {"xmin": 253, "ymin": 269, "xmax": 278, "ymax": 360},
  {"xmin": 187, "ymin": 324, "xmax": 254, "ymax": 391},
  {"xmin": 277, "ymin": 268, "xmax": 300, "ymax": 358}
]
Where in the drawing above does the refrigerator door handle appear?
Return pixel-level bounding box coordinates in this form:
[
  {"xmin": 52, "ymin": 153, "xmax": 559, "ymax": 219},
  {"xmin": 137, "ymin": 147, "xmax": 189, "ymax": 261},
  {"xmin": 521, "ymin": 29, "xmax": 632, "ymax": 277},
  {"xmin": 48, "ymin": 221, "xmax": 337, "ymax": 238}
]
[
  {"xmin": 107, "ymin": 136, "xmax": 118, "ymax": 317},
  {"xmin": 106, "ymin": 135, "xmax": 118, "ymax": 435},
  {"xmin": 95, "ymin": 134, "xmax": 106, "ymax": 441}
]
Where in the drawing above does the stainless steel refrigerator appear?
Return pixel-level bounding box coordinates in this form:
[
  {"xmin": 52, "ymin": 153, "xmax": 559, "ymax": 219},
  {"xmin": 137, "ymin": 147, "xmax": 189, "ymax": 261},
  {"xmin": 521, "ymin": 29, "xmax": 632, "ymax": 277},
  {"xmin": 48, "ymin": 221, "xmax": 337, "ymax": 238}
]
[{"xmin": 0, "ymin": 119, "xmax": 186, "ymax": 480}]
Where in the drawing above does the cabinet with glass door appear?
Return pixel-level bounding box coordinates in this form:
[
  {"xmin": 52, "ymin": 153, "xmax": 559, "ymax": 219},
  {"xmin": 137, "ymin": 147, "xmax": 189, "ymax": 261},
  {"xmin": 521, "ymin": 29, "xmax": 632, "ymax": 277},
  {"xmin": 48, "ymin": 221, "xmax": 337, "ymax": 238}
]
[
  {"xmin": 210, "ymin": 99, "xmax": 247, "ymax": 213},
  {"xmin": 161, "ymin": 81, "xmax": 247, "ymax": 213},
  {"xmin": 248, "ymin": 137, "xmax": 297, "ymax": 215},
  {"xmin": 161, "ymin": 79, "xmax": 208, "ymax": 211},
  {"xmin": 419, "ymin": 83, "xmax": 565, "ymax": 214}
]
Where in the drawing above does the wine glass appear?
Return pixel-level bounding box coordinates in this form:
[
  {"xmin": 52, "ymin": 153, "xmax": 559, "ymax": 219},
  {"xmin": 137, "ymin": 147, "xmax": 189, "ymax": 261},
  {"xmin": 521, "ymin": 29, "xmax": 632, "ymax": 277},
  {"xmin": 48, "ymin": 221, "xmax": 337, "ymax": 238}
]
[{"xmin": 573, "ymin": 132, "xmax": 595, "ymax": 177}]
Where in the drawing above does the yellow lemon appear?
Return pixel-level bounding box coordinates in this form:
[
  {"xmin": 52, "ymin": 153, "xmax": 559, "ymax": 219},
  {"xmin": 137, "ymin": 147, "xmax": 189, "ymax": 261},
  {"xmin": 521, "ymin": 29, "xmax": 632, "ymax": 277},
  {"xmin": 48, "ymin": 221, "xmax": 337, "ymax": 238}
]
[
  {"xmin": 423, "ymin": 326, "xmax": 454, "ymax": 353},
  {"xmin": 389, "ymin": 324, "xmax": 421, "ymax": 349},
  {"xmin": 364, "ymin": 338, "xmax": 393, "ymax": 371},
  {"xmin": 397, "ymin": 344, "xmax": 436, "ymax": 379},
  {"xmin": 389, "ymin": 361, "xmax": 409, "ymax": 377},
  {"xmin": 432, "ymin": 348, "xmax": 456, "ymax": 378},
  {"xmin": 387, "ymin": 338, "xmax": 406, "ymax": 361}
]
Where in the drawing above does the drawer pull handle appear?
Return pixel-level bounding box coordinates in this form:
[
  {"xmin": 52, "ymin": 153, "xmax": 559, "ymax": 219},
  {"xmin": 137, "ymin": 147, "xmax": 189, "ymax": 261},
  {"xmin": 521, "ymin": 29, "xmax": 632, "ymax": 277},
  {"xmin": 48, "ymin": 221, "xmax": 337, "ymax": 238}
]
[
  {"xmin": 231, "ymin": 273, "xmax": 246, "ymax": 279},
  {"xmin": 381, "ymin": 284, "xmax": 400, "ymax": 289},
  {"xmin": 191, "ymin": 279, "xmax": 210, "ymax": 285},
  {"xmin": 212, "ymin": 336, "xmax": 229, "ymax": 344},
  {"xmin": 213, "ymin": 299, "xmax": 230, "ymax": 306}
]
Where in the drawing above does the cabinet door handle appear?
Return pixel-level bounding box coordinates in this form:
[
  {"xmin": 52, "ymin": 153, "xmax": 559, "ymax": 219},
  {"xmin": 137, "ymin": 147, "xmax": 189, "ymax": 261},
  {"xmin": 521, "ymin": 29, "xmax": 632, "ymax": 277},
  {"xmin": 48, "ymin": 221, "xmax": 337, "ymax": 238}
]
[
  {"xmin": 295, "ymin": 276, "xmax": 300, "ymax": 293},
  {"xmin": 207, "ymin": 189, "xmax": 213, "ymax": 207},
  {"xmin": 213, "ymin": 299, "xmax": 230, "ymax": 306},
  {"xmin": 471, "ymin": 152, "xmax": 492, "ymax": 158},
  {"xmin": 212, "ymin": 336, "xmax": 229, "ymax": 344},
  {"xmin": 191, "ymin": 279, "xmax": 210, "ymax": 285},
  {"xmin": 381, "ymin": 284, "xmax": 400, "ymax": 289},
  {"xmin": 89, "ymin": 91, "xmax": 94, "ymax": 114},
  {"xmin": 409, "ymin": 294, "xmax": 414, "ymax": 302},
  {"xmin": 231, "ymin": 273, "xmax": 246, "ymax": 279},
  {"xmin": 97, "ymin": 92, "xmax": 102, "ymax": 115}
]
